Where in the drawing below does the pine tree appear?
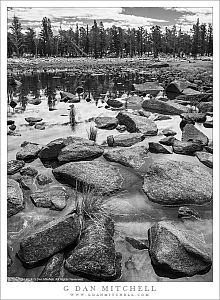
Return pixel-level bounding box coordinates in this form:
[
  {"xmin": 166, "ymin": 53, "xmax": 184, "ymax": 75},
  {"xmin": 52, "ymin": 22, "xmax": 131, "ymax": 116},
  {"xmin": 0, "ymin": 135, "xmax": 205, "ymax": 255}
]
[
  {"xmin": 40, "ymin": 17, "xmax": 53, "ymax": 56},
  {"xmin": 10, "ymin": 16, "xmax": 23, "ymax": 57},
  {"xmin": 191, "ymin": 18, "xmax": 200, "ymax": 58}
]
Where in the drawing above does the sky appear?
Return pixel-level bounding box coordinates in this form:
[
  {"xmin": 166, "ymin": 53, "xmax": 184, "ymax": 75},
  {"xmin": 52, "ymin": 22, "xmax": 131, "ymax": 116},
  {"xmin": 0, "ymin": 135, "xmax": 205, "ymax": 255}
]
[{"xmin": 7, "ymin": 7, "xmax": 213, "ymax": 35}]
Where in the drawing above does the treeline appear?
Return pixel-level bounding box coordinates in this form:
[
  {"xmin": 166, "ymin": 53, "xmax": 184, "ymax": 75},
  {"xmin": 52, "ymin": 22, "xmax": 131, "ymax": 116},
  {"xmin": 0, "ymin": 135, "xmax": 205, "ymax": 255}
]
[{"xmin": 8, "ymin": 16, "xmax": 213, "ymax": 59}]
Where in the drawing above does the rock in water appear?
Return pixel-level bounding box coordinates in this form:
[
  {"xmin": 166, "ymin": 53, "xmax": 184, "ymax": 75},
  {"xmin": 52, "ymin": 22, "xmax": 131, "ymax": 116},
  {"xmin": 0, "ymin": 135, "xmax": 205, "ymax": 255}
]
[
  {"xmin": 165, "ymin": 79, "xmax": 192, "ymax": 93},
  {"xmin": 60, "ymin": 91, "xmax": 80, "ymax": 103},
  {"xmin": 142, "ymin": 99, "xmax": 188, "ymax": 115},
  {"xmin": 148, "ymin": 221, "xmax": 212, "ymax": 277},
  {"xmin": 172, "ymin": 139, "xmax": 203, "ymax": 155},
  {"xmin": 36, "ymin": 174, "xmax": 53, "ymax": 185},
  {"xmin": 116, "ymin": 111, "xmax": 158, "ymax": 136},
  {"xmin": 30, "ymin": 188, "xmax": 68, "ymax": 210},
  {"xmin": 148, "ymin": 142, "xmax": 172, "ymax": 154},
  {"xmin": 106, "ymin": 98, "xmax": 123, "ymax": 108},
  {"xmin": 40, "ymin": 253, "xmax": 64, "ymax": 279},
  {"xmin": 125, "ymin": 237, "xmax": 149, "ymax": 250},
  {"xmin": 178, "ymin": 206, "xmax": 200, "ymax": 219},
  {"xmin": 195, "ymin": 151, "xmax": 213, "ymax": 168},
  {"xmin": 65, "ymin": 216, "xmax": 122, "ymax": 281},
  {"xmin": 94, "ymin": 116, "xmax": 118, "ymax": 129},
  {"xmin": 132, "ymin": 81, "xmax": 164, "ymax": 96},
  {"xmin": 53, "ymin": 160, "xmax": 139, "ymax": 195},
  {"xmin": 16, "ymin": 143, "xmax": 42, "ymax": 162},
  {"xmin": 180, "ymin": 112, "xmax": 206, "ymax": 123},
  {"xmin": 103, "ymin": 146, "xmax": 152, "ymax": 169},
  {"xmin": 107, "ymin": 133, "xmax": 144, "ymax": 147},
  {"xmin": 159, "ymin": 136, "xmax": 176, "ymax": 146},
  {"xmin": 20, "ymin": 166, "xmax": 38, "ymax": 177},
  {"xmin": 17, "ymin": 214, "xmax": 80, "ymax": 267},
  {"xmin": 182, "ymin": 124, "xmax": 209, "ymax": 146},
  {"xmin": 203, "ymin": 120, "xmax": 213, "ymax": 128},
  {"xmin": 7, "ymin": 160, "xmax": 25, "ymax": 175},
  {"xmin": 7, "ymin": 179, "xmax": 25, "ymax": 217},
  {"xmin": 25, "ymin": 117, "xmax": 43, "ymax": 124},
  {"xmin": 198, "ymin": 102, "xmax": 213, "ymax": 113},
  {"xmin": 142, "ymin": 160, "xmax": 212, "ymax": 206},
  {"xmin": 162, "ymin": 129, "xmax": 177, "ymax": 137}
]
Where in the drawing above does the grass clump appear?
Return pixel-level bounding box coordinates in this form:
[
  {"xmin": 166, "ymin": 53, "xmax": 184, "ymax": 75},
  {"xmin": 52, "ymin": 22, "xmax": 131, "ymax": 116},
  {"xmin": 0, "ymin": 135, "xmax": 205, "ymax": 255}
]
[{"xmin": 87, "ymin": 125, "xmax": 98, "ymax": 142}]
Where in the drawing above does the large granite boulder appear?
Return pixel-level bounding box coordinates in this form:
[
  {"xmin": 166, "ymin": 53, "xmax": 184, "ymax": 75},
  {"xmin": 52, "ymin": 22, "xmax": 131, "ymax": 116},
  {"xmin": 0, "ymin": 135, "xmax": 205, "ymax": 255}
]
[
  {"xmin": 180, "ymin": 112, "xmax": 207, "ymax": 123},
  {"xmin": 182, "ymin": 124, "xmax": 209, "ymax": 146},
  {"xmin": 60, "ymin": 91, "xmax": 80, "ymax": 103},
  {"xmin": 165, "ymin": 79, "xmax": 192, "ymax": 93},
  {"xmin": 107, "ymin": 133, "xmax": 144, "ymax": 147},
  {"xmin": 94, "ymin": 116, "xmax": 118, "ymax": 129},
  {"xmin": 142, "ymin": 99, "xmax": 188, "ymax": 115},
  {"xmin": 17, "ymin": 214, "xmax": 80, "ymax": 267},
  {"xmin": 16, "ymin": 143, "xmax": 42, "ymax": 162},
  {"xmin": 40, "ymin": 253, "xmax": 64, "ymax": 279},
  {"xmin": 132, "ymin": 81, "xmax": 164, "ymax": 96},
  {"xmin": 116, "ymin": 111, "xmax": 158, "ymax": 136},
  {"xmin": 7, "ymin": 179, "xmax": 25, "ymax": 217},
  {"xmin": 142, "ymin": 160, "xmax": 212, "ymax": 206},
  {"xmin": 7, "ymin": 160, "xmax": 25, "ymax": 175},
  {"xmin": 195, "ymin": 151, "xmax": 213, "ymax": 168},
  {"xmin": 53, "ymin": 160, "xmax": 140, "ymax": 195},
  {"xmin": 65, "ymin": 216, "xmax": 122, "ymax": 281},
  {"xmin": 103, "ymin": 146, "xmax": 152, "ymax": 170},
  {"xmin": 148, "ymin": 221, "xmax": 212, "ymax": 277},
  {"xmin": 172, "ymin": 139, "xmax": 203, "ymax": 155}
]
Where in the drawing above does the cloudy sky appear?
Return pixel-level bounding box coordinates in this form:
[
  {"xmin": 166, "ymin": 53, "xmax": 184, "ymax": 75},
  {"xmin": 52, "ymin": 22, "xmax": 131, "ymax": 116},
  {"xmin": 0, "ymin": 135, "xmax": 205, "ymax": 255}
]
[{"xmin": 7, "ymin": 7, "xmax": 213, "ymax": 34}]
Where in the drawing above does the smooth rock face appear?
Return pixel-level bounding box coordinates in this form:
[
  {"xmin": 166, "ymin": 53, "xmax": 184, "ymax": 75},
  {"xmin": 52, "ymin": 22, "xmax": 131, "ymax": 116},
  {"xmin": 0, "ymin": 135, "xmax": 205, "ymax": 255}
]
[
  {"xmin": 53, "ymin": 160, "xmax": 139, "ymax": 195},
  {"xmin": 7, "ymin": 160, "xmax": 25, "ymax": 175},
  {"xmin": 58, "ymin": 143, "xmax": 103, "ymax": 163},
  {"xmin": 65, "ymin": 216, "xmax": 122, "ymax": 281},
  {"xmin": 20, "ymin": 166, "xmax": 38, "ymax": 177},
  {"xmin": 142, "ymin": 160, "xmax": 212, "ymax": 206},
  {"xmin": 103, "ymin": 146, "xmax": 151, "ymax": 169},
  {"xmin": 172, "ymin": 139, "xmax": 203, "ymax": 155},
  {"xmin": 107, "ymin": 98, "xmax": 123, "ymax": 108},
  {"xmin": 148, "ymin": 221, "xmax": 212, "ymax": 277},
  {"xmin": 116, "ymin": 111, "xmax": 158, "ymax": 136},
  {"xmin": 16, "ymin": 143, "xmax": 42, "ymax": 162},
  {"xmin": 95, "ymin": 116, "xmax": 118, "ymax": 129},
  {"xmin": 7, "ymin": 179, "xmax": 25, "ymax": 217},
  {"xmin": 182, "ymin": 124, "xmax": 209, "ymax": 146},
  {"xmin": 30, "ymin": 188, "xmax": 68, "ymax": 210},
  {"xmin": 180, "ymin": 112, "xmax": 206, "ymax": 123},
  {"xmin": 149, "ymin": 142, "xmax": 172, "ymax": 154},
  {"xmin": 18, "ymin": 215, "xmax": 80, "ymax": 267},
  {"xmin": 142, "ymin": 99, "xmax": 188, "ymax": 115},
  {"xmin": 195, "ymin": 151, "xmax": 213, "ymax": 168},
  {"xmin": 36, "ymin": 174, "xmax": 53, "ymax": 185},
  {"xmin": 40, "ymin": 253, "xmax": 64, "ymax": 278},
  {"xmin": 107, "ymin": 133, "xmax": 144, "ymax": 147}
]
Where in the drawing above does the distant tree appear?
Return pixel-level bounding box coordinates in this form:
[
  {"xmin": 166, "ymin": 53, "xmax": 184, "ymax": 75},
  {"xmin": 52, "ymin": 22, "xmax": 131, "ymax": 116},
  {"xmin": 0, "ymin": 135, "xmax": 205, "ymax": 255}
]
[
  {"xmin": 99, "ymin": 22, "xmax": 107, "ymax": 58},
  {"xmin": 151, "ymin": 25, "xmax": 161, "ymax": 58},
  {"xmin": 24, "ymin": 28, "xmax": 36, "ymax": 55},
  {"xmin": 206, "ymin": 23, "xmax": 213, "ymax": 56},
  {"xmin": 85, "ymin": 25, "xmax": 90, "ymax": 55},
  {"xmin": 199, "ymin": 24, "xmax": 207, "ymax": 56},
  {"xmin": 90, "ymin": 20, "xmax": 99, "ymax": 58},
  {"xmin": 75, "ymin": 23, "xmax": 79, "ymax": 46},
  {"xmin": 191, "ymin": 18, "xmax": 200, "ymax": 58},
  {"xmin": 39, "ymin": 17, "xmax": 53, "ymax": 56},
  {"xmin": 10, "ymin": 16, "xmax": 23, "ymax": 57}
]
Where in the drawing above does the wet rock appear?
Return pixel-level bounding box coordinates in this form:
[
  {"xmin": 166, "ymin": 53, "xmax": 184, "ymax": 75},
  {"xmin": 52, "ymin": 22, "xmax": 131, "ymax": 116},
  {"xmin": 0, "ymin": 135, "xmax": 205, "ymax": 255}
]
[
  {"xmin": 162, "ymin": 129, "xmax": 177, "ymax": 137},
  {"xmin": 148, "ymin": 221, "xmax": 212, "ymax": 277},
  {"xmin": 60, "ymin": 91, "xmax": 80, "ymax": 103},
  {"xmin": 58, "ymin": 143, "xmax": 103, "ymax": 163},
  {"xmin": 198, "ymin": 102, "xmax": 213, "ymax": 113},
  {"xmin": 107, "ymin": 98, "xmax": 123, "ymax": 108},
  {"xmin": 178, "ymin": 206, "xmax": 200, "ymax": 219},
  {"xmin": 53, "ymin": 160, "xmax": 139, "ymax": 195},
  {"xmin": 116, "ymin": 124, "xmax": 127, "ymax": 132},
  {"xmin": 103, "ymin": 146, "xmax": 151, "ymax": 169},
  {"xmin": 7, "ymin": 130, "xmax": 21, "ymax": 136},
  {"xmin": 116, "ymin": 111, "xmax": 158, "ymax": 136},
  {"xmin": 204, "ymin": 141, "xmax": 213, "ymax": 153},
  {"xmin": 172, "ymin": 139, "xmax": 203, "ymax": 155},
  {"xmin": 195, "ymin": 151, "xmax": 213, "ymax": 168},
  {"xmin": 132, "ymin": 81, "xmax": 164, "ymax": 96},
  {"xmin": 107, "ymin": 133, "xmax": 144, "ymax": 147},
  {"xmin": 20, "ymin": 166, "xmax": 38, "ymax": 177},
  {"xmin": 7, "ymin": 179, "xmax": 25, "ymax": 217},
  {"xmin": 39, "ymin": 136, "xmax": 94, "ymax": 160},
  {"xmin": 16, "ymin": 143, "xmax": 42, "ymax": 162},
  {"xmin": 165, "ymin": 79, "xmax": 192, "ymax": 93},
  {"xmin": 9, "ymin": 124, "xmax": 16, "ymax": 131},
  {"xmin": 25, "ymin": 117, "xmax": 43, "ymax": 124},
  {"xmin": 7, "ymin": 120, "xmax": 15, "ymax": 126},
  {"xmin": 203, "ymin": 120, "xmax": 213, "ymax": 128},
  {"xmin": 7, "ymin": 160, "xmax": 25, "ymax": 175},
  {"xmin": 17, "ymin": 214, "xmax": 80, "ymax": 267},
  {"xmin": 154, "ymin": 114, "xmax": 172, "ymax": 121},
  {"xmin": 35, "ymin": 124, "xmax": 46, "ymax": 130},
  {"xmin": 142, "ymin": 99, "xmax": 188, "ymax": 115},
  {"xmin": 125, "ymin": 237, "xmax": 149, "ymax": 250},
  {"xmin": 159, "ymin": 136, "xmax": 176, "ymax": 146},
  {"xmin": 149, "ymin": 142, "xmax": 172, "ymax": 154},
  {"xmin": 65, "ymin": 216, "xmax": 122, "ymax": 281},
  {"xmin": 142, "ymin": 160, "xmax": 212, "ymax": 206},
  {"xmin": 30, "ymin": 188, "xmax": 68, "ymax": 210},
  {"xmin": 20, "ymin": 176, "xmax": 34, "ymax": 190},
  {"xmin": 180, "ymin": 112, "xmax": 206, "ymax": 123},
  {"xmin": 182, "ymin": 124, "xmax": 209, "ymax": 146},
  {"xmin": 29, "ymin": 98, "xmax": 42, "ymax": 105},
  {"xmin": 39, "ymin": 253, "xmax": 64, "ymax": 279},
  {"xmin": 36, "ymin": 174, "xmax": 53, "ymax": 185},
  {"xmin": 94, "ymin": 116, "xmax": 118, "ymax": 129}
]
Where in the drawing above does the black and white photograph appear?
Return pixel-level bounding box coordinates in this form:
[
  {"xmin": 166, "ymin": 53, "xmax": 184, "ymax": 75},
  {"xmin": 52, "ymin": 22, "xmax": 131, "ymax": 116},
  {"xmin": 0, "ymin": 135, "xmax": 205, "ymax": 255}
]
[{"xmin": 1, "ymin": 1, "xmax": 219, "ymax": 299}]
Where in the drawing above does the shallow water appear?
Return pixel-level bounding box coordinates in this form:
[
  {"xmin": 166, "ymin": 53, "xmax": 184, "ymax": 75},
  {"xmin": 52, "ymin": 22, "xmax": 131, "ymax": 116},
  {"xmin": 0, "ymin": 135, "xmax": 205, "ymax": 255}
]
[{"xmin": 7, "ymin": 71, "xmax": 213, "ymax": 282}]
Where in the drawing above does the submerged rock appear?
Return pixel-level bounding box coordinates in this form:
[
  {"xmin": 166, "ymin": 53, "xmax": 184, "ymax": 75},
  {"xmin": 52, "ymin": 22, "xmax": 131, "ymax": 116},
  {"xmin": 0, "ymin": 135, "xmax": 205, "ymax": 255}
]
[
  {"xmin": 95, "ymin": 116, "xmax": 118, "ymax": 129},
  {"xmin": 154, "ymin": 114, "xmax": 172, "ymax": 121},
  {"xmin": 178, "ymin": 206, "xmax": 200, "ymax": 219},
  {"xmin": 40, "ymin": 253, "xmax": 64, "ymax": 279},
  {"xmin": 7, "ymin": 160, "xmax": 25, "ymax": 175},
  {"xmin": 148, "ymin": 221, "xmax": 212, "ymax": 277},
  {"xmin": 107, "ymin": 133, "xmax": 144, "ymax": 147},
  {"xmin": 53, "ymin": 160, "xmax": 139, "ymax": 195},
  {"xmin": 172, "ymin": 139, "xmax": 203, "ymax": 155},
  {"xmin": 30, "ymin": 188, "xmax": 68, "ymax": 210},
  {"xmin": 142, "ymin": 99, "xmax": 188, "ymax": 115},
  {"xmin": 195, "ymin": 151, "xmax": 213, "ymax": 168},
  {"xmin": 65, "ymin": 216, "xmax": 122, "ymax": 281},
  {"xmin": 36, "ymin": 174, "xmax": 53, "ymax": 185},
  {"xmin": 132, "ymin": 81, "xmax": 164, "ymax": 96},
  {"xmin": 116, "ymin": 111, "xmax": 158, "ymax": 136},
  {"xmin": 182, "ymin": 124, "xmax": 209, "ymax": 146},
  {"xmin": 17, "ymin": 214, "xmax": 80, "ymax": 267},
  {"xmin": 20, "ymin": 166, "xmax": 38, "ymax": 177},
  {"xmin": 125, "ymin": 236, "xmax": 149, "ymax": 250},
  {"xmin": 16, "ymin": 143, "xmax": 42, "ymax": 162},
  {"xmin": 7, "ymin": 179, "xmax": 25, "ymax": 217},
  {"xmin": 142, "ymin": 160, "xmax": 212, "ymax": 206},
  {"xmin": 149, "ymin": 142, "xmax": 172, "ymax": 154}
]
